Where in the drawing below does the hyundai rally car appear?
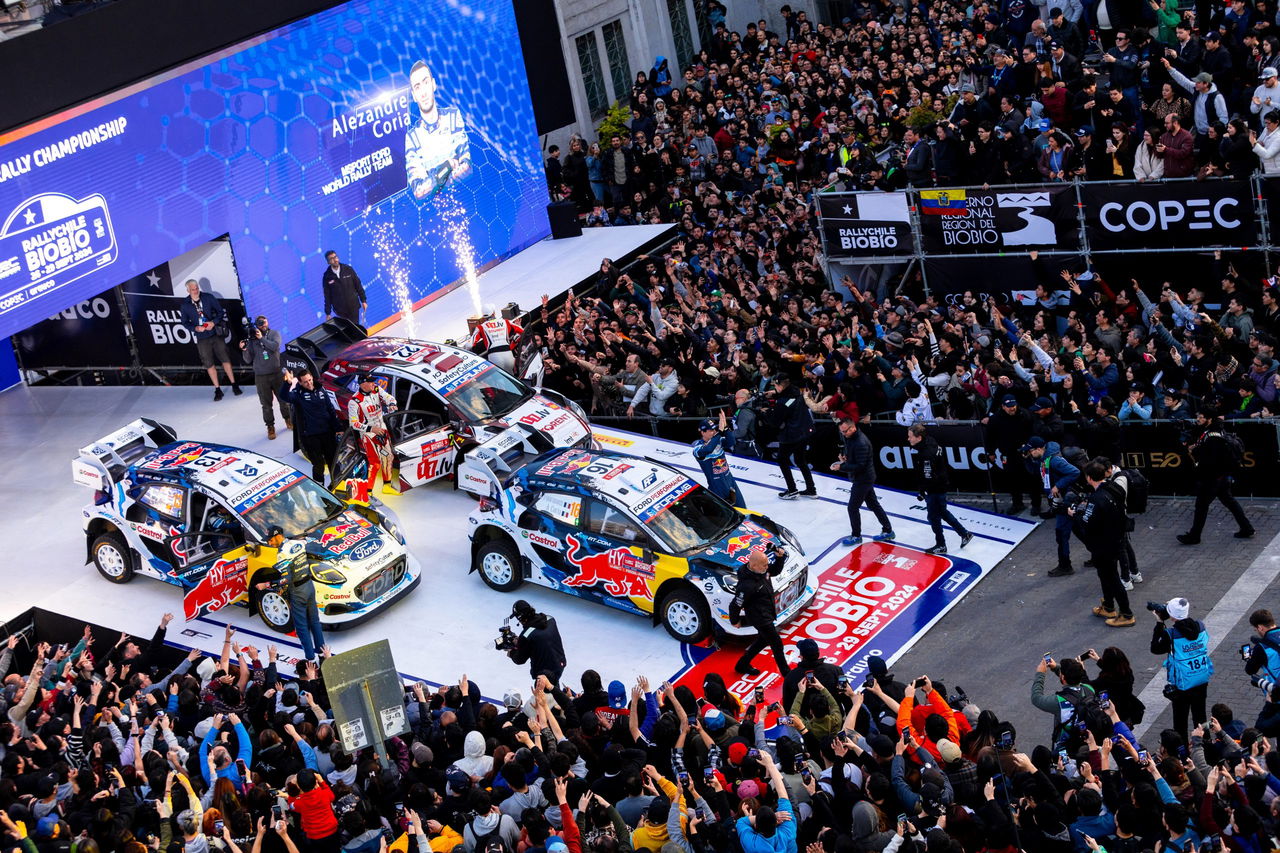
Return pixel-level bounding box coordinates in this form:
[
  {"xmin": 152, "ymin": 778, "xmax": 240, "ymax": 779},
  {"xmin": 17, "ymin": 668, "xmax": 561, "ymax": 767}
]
[
  {"xmin": 73, "ymin": 419, "xmax": 420, "ymax": 631},
  {"xmin": 284, "ymin": 319, "xmax": 592, "ymax": 498},
  {"xmin": 467, "ymin": 448, "xmax": 815, "ymax": 643}
]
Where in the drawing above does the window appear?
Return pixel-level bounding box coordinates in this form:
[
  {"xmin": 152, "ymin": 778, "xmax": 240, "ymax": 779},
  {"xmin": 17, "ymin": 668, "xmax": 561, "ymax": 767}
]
[
  {"xmin": 534, "ymin": 492, "xmax": 584, "ymax": 527},
  {"xmin": 139, "ymin": 484, "xmax": 185, "ymax": 520},
  {"xmin": 584, "ymin": 500, "xmax": 647, "ymax": 543},
  {"xmin": 575, "ymin": 32, "xmax": 609, "ymax": 119},
  {"xmin": 666, "ymin": 0, "xmax": 695, "ymax": 72},
  {"xmin": 602, "ymin": 20, "xmax": 631, "ymax": 106}
]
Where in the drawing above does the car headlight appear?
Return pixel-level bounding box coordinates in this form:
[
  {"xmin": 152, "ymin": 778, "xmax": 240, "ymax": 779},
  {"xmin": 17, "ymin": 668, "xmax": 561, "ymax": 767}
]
[
  {"xmin": 717, "ymin": 572, "xmax": 738, "ymax": 593},
  {"xmin": 380, "ymin": 515, "xmax": 406, "ymax": 545},
  {"xmin": 311, "ymin": 564, "xmax": 347, "ymax": 586},
  {"xmin": 777, "ymin": 524, "xmax": 805, "ymax": 556},
  {"xmin": 566, "ymin": 397, "xmax": 589, "ymax": 424}
]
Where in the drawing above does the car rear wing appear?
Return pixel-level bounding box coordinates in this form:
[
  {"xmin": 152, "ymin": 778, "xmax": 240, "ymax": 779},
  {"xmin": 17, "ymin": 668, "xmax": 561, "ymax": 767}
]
[
  {"xmin": 73, "ymin": 418, "xmax": 178, "ymax": 492},
  {"xmin": 283, "ymin": 317, "xmax": 367, "ymax": 379},
  {"xmin": 455, "ymin": 423, "xmax": 547, "ymax": 499}
]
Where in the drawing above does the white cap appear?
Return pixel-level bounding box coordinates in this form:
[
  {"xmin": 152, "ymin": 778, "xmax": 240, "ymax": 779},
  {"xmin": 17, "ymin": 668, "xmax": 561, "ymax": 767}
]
[{"xmin": 1166, "ymin": 597, "xmax": 1190, "ymax": 620}]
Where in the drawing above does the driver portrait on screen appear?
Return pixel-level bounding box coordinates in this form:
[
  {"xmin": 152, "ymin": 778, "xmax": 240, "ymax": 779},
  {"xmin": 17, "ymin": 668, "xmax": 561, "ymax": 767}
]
[{"xmin": 405, "ymin": 59, "xmax": 470, "ymax": 201}]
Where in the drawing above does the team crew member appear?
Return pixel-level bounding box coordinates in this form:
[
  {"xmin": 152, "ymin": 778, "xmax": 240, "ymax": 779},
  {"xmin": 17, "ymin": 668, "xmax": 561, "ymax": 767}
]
[
  {"xmin": 405, "ymin": 59, "xmax": 471, "ymax": 201},
  {"xmin": 280, "ymin": 369, "xmax": 344, "ymax": 485},
  {"xmin": 1023, "ymin": 437, "xmax": 1080, "ymax": 577},
  {"xmin": 768, "ymin": 372, "xmax": 817, "ymax": 499},
  {"xmin": 347, "ymin": 372, "xmax": 399, "ymax": 497},
  {"xmin": 322, "ymin": 251, "xmax": 366, "ymax": 326},
  {"xmin": 253, "ymin": 526, "xmax": 326, "ymax": 664},
  {"xmin": 832, "ymin": 415, "xmax": 895, "ymax": 547},
  {"xmin": 692, "ymin": 410, "xmax": 745, "ymax": 507},
  {"xmin": 507, "ymin": 600, "xmax": 567, "ymax": 685},
  {"xmin": 730, "ymin": 549, "xmax": 789, "ymax": 677},
  {"xmin": 240, "ymin": 315, "xmax": 289, "ymax": 440},
  {"xmin": 179, "ymin": 279, "xmax": 241, "ymax": 401},
  {"xmin": 1070, "ymin": 461, "xmax": 1135, "ymax": 628},
  {"xmin": 1151, "ymin": 596, "xmax": 1213, "ymax": 737},
  {"xmin": 470, "ymin": 314, "xmax": 523, "ymax": 374},
  {"xmin": 733, "ymin": 389, "xmax": 761, "ymax": 457},
  {"xmin": 907, "ymin": 423, "xmax": 973, "ymax": 555},
  {"xmin": 1178, "ymin": 411, "xmax": 1255, "ymax": 544}
]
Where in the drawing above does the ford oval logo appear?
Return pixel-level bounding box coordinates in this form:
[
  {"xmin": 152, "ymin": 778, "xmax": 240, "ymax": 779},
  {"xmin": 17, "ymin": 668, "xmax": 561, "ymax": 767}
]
[{"xmin": 349, "ymin": 540, "xmax": 383, "ymax": 562}]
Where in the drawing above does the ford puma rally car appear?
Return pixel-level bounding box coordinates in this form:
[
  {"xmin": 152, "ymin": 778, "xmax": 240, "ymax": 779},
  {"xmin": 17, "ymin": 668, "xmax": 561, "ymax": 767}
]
[
  {"xmin": 284, "ymin": 320, "xmax": 592, "ymax": 497},
  {"xmin": 467, "ymin": 448, "xmax": 815, "ymax": 643},
  {"xmin": 74, "ymin": 419, "xmax": 420, "ymax": 631}
]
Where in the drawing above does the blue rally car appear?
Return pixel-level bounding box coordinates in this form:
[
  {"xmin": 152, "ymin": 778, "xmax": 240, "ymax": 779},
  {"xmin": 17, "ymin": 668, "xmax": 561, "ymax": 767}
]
[
  {"xmin": 467, "ymin": 448, "xmax": 815, "ymax": 643},
  {"xmin": 73, "ymin": 419, "xmax": 420, "ymax": 631}
]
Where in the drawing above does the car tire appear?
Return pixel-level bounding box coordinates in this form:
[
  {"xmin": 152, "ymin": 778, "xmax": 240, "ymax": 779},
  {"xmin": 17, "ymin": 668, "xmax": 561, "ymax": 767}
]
[
  {"xmin": 659, "ymin": 586, "xmax": 712, "ymax": 643},
  {"xmin": 252, "ymin": 585, "xmax": 294, "ymax": 633},
  {"xmin": 475, "ymin": 537, "xmax": 523, "ymax": 592},
  {"xmin": 91, "ymin": 533, "xmax": 135, "ymax": 584}
]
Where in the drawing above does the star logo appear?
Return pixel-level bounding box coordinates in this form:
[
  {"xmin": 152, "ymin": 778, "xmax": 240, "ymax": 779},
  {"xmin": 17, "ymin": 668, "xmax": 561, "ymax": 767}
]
[
  {"xmin": 22, "ymin": 208, "xmax": 36, "ymax": 226},
  {"xmin": 145, "ymin": 271, "xmax": 161, "ymax": 290},
  {"xmin": 842, "ymin": 204, "xmax": 853, "ymax": 215}
]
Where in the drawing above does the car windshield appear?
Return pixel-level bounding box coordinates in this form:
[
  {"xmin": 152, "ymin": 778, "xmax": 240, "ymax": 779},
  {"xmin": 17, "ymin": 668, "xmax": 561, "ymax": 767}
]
[
  {"xmin": 243, "ymin": 479, "xmax": 345, "ymax": 538},
  {"xmin": 444, "ymin": 366, "xmax": 532, "ymax": 423},
  {"xmin": 642, "ymin": 485, "xmax": 742, "ymax": 553}
]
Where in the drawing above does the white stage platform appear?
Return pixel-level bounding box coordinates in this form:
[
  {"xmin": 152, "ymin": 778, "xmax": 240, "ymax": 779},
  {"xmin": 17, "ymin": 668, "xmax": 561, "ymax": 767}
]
[
  {"xmin": 376, "ymin": 224, "xmax": 674, "ymax": 343},
  {"xmin": 0, "ymin": 380, "xmax": 1034, "ymax": 703}
]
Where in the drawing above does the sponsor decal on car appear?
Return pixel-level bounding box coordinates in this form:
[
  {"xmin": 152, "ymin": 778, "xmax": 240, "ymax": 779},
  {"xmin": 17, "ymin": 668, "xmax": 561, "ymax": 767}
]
[
  {"xmin": 140, "ymin": 442, "xmax": 209, "ymax": 470},
  {"xmin": 317, "ymin": 515, "xmax": 375, "ymax": 552},
  {"xmin": 436, "ymin": 360, "xmax": 489, "ymax": 396},
  {"xmin": 536, "ymin": 449, "xmax": 595, "ymax": 476},
  {"xmin": 563, "ymin": 535, "xmax": 654, "ymax": 600},
  {"xmin": 231, "ymin": 471, "xmax": 306, "ymax": 512},
  {"xmin": 522, "ymin": 530, "xmax": 561, "ymax": 549},
  {"xmin": 182, "ymin": 555, "xmax": 249, "ymax": 620},
  {"xmin": 72, "ymin": 462, "xmax": 103, "ymax": 488},
  {"xmin": 349, "ymin": 540, "xmax": 384, "ymax": 562},
  {"xmin": 632, "ymin": 477, "xmax": 694, "ymax": 520}
]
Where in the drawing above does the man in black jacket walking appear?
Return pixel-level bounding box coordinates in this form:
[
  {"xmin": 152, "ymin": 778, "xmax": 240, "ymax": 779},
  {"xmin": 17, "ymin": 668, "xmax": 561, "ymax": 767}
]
[
  {"xmin": 1070, "ymin": 460, "xmax": 1135, "ymax": 628},
  {"xmin": 768, "ymin": 373, "xmax": 817, "ymax": 499},
  {"xmin": 1178, "ymin": 411, "xmax": 1254, "ymax": 544},
  {"xmin": 730, "ymin": 549, "xmax": 789, "ymax": 677},
  {"xmin": 984, "ymin": 395, "xmax": 1039, "ymax": 514},
  {"xmin": 908, "ymin": 424, "xmax": 974, "ymax": 555},
  {"xmin": 831, "ymin": 416, "xmax": 895, "ymax": 546}
]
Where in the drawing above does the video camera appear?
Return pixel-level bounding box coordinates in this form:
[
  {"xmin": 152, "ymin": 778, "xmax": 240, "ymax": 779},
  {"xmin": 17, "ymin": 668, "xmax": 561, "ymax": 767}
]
[{"xmin": 494, "ymin": 616, "xmax": 517, "ymax": 652}]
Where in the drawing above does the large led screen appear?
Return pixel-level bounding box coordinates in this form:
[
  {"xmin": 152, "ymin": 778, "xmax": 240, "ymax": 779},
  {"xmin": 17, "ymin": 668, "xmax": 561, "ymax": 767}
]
[{"xmin": 0, "ymin": 0, "xmax": 549, "ymax": 340}]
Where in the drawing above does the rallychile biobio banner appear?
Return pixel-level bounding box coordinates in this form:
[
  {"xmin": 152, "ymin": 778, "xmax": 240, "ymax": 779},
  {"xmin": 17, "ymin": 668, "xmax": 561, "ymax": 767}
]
[{"xmin": 0, "ymin": 0, "xmax": 548, "ymax": 341}]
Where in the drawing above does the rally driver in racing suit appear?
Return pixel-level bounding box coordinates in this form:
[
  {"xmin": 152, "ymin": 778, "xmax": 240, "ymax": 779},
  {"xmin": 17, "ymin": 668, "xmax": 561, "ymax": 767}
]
[
  {"xmin": 347, "ymin": 372, "xmax": 399, "ymax": 498},
  {"xmin": 692, "ymin": 410, "xmax": 745, "ymax": 507},
  {"xmin": 470, "ymin": 315, "xmax": 523, "ymax": 374}
]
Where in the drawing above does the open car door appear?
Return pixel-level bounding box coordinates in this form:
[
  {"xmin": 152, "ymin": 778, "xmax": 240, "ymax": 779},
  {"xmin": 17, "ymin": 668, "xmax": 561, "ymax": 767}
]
[
  {"xmin": 386, "ymin": 410, "xmax": 459, "ymax": 488},
  {"xmin": 168, "ymin": 531, "xmax": 252, "ymax": 621}
]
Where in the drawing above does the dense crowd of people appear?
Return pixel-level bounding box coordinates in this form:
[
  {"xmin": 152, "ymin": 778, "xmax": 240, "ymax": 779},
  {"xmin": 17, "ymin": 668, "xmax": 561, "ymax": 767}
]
[{"xmin": 7, "ymin": 594, "xmax": 1280, "ymax": 853}]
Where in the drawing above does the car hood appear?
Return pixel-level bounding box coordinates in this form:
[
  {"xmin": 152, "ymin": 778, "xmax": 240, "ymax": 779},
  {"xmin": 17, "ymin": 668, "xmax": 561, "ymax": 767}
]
[
  {"xmin": 480, "ymin": 395, "xmax": 591, "ymax": 450},
  {"xmin": 695, "ymin": 518, "xmax": 785, "ymax": 571},
  {"xmin": 289, "ymin": 509, "xmax": 402, "ymax": 572}
]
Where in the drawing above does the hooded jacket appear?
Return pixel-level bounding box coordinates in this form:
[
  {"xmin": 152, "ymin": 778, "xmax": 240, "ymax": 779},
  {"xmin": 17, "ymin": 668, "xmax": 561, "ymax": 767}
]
[
  {"xmin": 463, "ymin": 810, "xmax": 520, "ymax": 852},
  {"xmin": 451, "ymin": 731, "xmax": 493, "ymax": 780}
]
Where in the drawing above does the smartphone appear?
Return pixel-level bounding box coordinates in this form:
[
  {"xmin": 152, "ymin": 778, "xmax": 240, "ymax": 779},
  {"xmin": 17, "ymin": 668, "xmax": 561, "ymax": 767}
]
[
  {"xmin": 1138, "ymin": 750, "xmax": 1150, "ymax": 766},
  {"xmin": 1058, "ymin": 749, "xmax": 1069, "ymax": 764},
  {"xmin": 678, "ymin": 772, "xmax": 690, "ymax": 784},
  {"xmin": 902, "ymin": 726, "xmax": 912, "ymax": 742},
  {"xmin": 805, "ymin": 671, "xmax": 816, "ymax": 683},
  {"xmin": 779, "ymin": 715, "xmax": 793, "ymax": 725},
  {"xmin": 703, "ymin": 767, "xmax": 715, "ymax": 781},
  {"xmin": 754, "ymin": 687, "xmax": 765, "ymax": 704},
  {"xmin": 801, "ymin": 768, "xmax": 812, "ymax": 783},
  {"xmin": 272, "ymin": 805, "xmax": 283, "ymax": 822},
  {"xmin": 838, "ymin": 676, "xmax": 849, "ymax": 690},
  {"xmin": 1080, "ymin": 650, "xmax": 1092, "ymax": 661},
  {"xmin": 767, "ymin": 702, "xmax": 782, "ymax": 713},
  {"xmin": 1098, "ymin": 691, "xmax": 1110, "ymax": 710},
  {"xmin": 1043, "ymin": 653, "xmax": 1053, "ymax": 665},
  {"xmin": 794, "ymin": 755, "xmax": 807, "ymax": 771},
  {"xmin": 996, "ymin": 731, "xmax": 1014, "ymax": 749},
  {"xmin": 990, "ymin": 773, "xmax": 1005, "ymax": 788},
  {"xmin": 913, "ymin": 677, "xmax": 926, "ymax": 689},
  {"xmin": 395, "ymin": 802, "xmax": 405, "ymax": 819},
  {"xmin": 214, "ymin": 819, "xmax": 224, "ymax": 833},
  {"xmin": 747, "ymin": 748, "xmax": 760, "ymax": 760},
  {"xmin": 897, "ymin": 813, "xmax": 908, "ymax": 824}
]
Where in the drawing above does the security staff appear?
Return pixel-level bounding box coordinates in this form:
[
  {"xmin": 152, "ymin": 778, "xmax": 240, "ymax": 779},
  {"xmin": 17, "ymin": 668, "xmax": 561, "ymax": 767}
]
[
  {"xmin": 1150, "ymin": 596, "xmax": 1213, "ymax": 737},
  {"xmin": 830, "ymin": 415, "xmax": 895, "ymax": 546},
  {"xmin": 279, "ymin": 369, "xmax": 344, "ymax": 485},
  {"xmin": 907, "ymin": 423, "xmax": 973, "ymax": 555},
  {"xmin": 730, "ymin": 549, "xmax": 789, "ymax": 677},
  {"xmin": 322, "ymin": 250, "xmax": 367, "ymax": 326},
  {"xmin": 692, "ymin": 410, "xmax": 744, "ymax": 506},
  {"xmin": 767, "ymin": 372, "xmax": 817, "ymax": 499},
  {"xmin": 1178, "ymin": 411, "xmax": 1255, "ymax": 544},
  {"xmin": 1069, "ymin": 461, "xmax": 1134, "ymax": 628},
  {"xmin": 1245, "ymin": 609, "xmax": 1280, "ymax": 681},
  {"xmin": 508, "ymin": 599, "xmax": 567, "ymax": 685},
  {"xmin": 983, "ymin": 394, "xmax": 1038, "ymax": 514}
]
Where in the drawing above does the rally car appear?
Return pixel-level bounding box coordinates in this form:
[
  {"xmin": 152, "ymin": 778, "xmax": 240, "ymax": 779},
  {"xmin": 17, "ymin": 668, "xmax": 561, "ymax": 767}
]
[
  {"xmin": 285, "ymin": 319, "xmax": 592, "ymax": 498},
  {"xmin": 466, "ymin": 448, "xmax": 815, "ymax": 643},
  {"xmin": 73, "ymin": 419, "xmax": 420, "ymax": 631}
]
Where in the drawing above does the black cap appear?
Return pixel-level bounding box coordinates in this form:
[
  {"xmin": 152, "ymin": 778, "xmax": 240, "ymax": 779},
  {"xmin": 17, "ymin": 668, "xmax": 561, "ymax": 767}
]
[
  {"xmin": 267, "ymin": 525, "xmax": 284, "ymax": 539},
  {"xmin": 357, "ymin": 372, "xmax": 376, "ymax": 383}
]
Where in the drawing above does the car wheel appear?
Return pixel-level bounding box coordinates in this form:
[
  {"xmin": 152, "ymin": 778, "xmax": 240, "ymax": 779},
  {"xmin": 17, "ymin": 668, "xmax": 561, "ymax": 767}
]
[
  {"xmin": 91, "ymin": 533, "xmax": 134, "ymax": 584},
  {"xmin": 475, "ymin": 537, "xmax": 523, "ymax": 592},
  {"xmin": 253, "ymin": 586, "xmax": 294, "ymax": 633},
  {"xmin": 660, "ymin": 586, "xmax": 712, "ymax": 643}
]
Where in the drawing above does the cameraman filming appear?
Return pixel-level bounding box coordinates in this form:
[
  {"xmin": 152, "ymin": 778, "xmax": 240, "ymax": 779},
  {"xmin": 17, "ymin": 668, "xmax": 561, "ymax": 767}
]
[
  {"xmin": 240, "ymin": 314, "xmax": 288, "ymax": 440},
  {"xmin": 504, "ymin": 600, "xmax": 566, "ymax": 686}
]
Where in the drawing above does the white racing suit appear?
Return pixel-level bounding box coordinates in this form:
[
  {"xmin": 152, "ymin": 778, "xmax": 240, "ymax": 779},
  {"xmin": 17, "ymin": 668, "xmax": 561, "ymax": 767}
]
[
  {"xmin": 347, "ymin": 388, "xmax": 399, "ymax": 496},
  {"xmin": 470, "ymin": 317, "xmax": 522, "ymax": 373}
]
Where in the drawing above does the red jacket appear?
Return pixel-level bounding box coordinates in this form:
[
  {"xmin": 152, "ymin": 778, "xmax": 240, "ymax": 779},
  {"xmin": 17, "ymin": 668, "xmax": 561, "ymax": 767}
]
[{"xmin": 289, "ymin": 778, "xmax": 338, "ymax": 839}]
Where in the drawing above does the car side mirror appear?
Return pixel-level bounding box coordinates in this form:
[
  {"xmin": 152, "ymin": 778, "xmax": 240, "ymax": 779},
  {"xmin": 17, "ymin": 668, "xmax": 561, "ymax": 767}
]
[{"xmin": 641, "ymin": 548, "xmax": 655, "ymax": 563}]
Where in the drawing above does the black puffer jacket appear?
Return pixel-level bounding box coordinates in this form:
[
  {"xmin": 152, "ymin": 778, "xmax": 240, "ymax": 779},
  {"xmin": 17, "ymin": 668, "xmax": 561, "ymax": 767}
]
[{"xmin": 914, "ymin": 435, "xmax": 951, "ymax": 495}]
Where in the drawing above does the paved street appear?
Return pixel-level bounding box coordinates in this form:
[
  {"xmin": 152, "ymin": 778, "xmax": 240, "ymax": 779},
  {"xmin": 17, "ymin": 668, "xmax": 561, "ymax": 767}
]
[{"xmin": 896, "ymin": 494, "xmax": 1280, "ymax": 749}]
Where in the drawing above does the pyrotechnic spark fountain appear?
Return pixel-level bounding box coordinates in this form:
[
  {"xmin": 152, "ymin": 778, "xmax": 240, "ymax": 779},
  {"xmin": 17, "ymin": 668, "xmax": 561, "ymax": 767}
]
[
  {"xmin": 438, "ymin": 192, "xmax": 483, "ymax": 317},
  {"xmin": 369, "ymin": 221, "xmax": 419, "ymax": 337}
]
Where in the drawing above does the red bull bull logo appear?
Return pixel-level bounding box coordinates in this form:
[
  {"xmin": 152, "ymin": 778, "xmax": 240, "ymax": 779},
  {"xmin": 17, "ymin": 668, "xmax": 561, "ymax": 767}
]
[
  {"xmin": 563, "ymin": 535, "xmax": 654, "ymax": 600},
  {"xmin": 141, "ymin": 442, "xmax": 208, "ymax": 470},
  {"xmin": 318, "ymin": 515, "xmax": 373, "ymax": 551},
  {"xmin": 182, "ymin": 555, "xmax": 249, "ymax": 620}
]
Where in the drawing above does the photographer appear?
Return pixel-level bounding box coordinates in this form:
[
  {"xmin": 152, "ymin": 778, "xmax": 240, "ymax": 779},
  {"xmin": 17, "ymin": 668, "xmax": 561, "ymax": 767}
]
[
  {"xmin": 505, "ymin": 599, "xmax": 566, "ymax": 686},
  {"xmin": 1021, "ymin": 437, "xmax": 1080, "ymax": 578},
  {"xmin": 240, "ymin": 314, "xmax": 288, "ymax": 440},
  {"xmin": 1243, "ymin": 609, "xmax": 1280, "ymax": 683},
  {"xmin": 732, "ymin": 389, "xmax": 761, "ymax": 458},
  {"xmin": 1149, "ymin": 597, "xmax": 1213, "ymax": 738}
]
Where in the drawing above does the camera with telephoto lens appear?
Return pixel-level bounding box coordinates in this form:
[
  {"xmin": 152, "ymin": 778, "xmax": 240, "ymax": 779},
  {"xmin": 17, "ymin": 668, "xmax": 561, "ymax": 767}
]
[
  {"xmin": 493, "ymin": 616, "xmax": 517, "ymax": 652},
  {"xmin": 1146, "ymin": 601, "xmax": 1169, "ymax": 620}
]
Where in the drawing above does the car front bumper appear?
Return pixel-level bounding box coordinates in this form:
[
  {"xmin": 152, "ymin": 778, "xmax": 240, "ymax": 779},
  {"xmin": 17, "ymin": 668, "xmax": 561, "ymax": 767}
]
[{"xmin": 318, "ymin": 553, "xmax": 422, "ymax": 629}]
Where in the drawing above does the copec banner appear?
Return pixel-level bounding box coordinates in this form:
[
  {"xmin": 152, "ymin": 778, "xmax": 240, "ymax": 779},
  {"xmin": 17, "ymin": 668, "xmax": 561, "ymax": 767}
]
[
  {"xmin": 820, "ymin": 178, "xmax": 1266, "ymax": 263},
  {"xmin": 861, "ymin": 420, "xmax": 1280, "ymax": 498},
  {"xmin": 0, "ymin": 0, "xmax": 548, "ymax": 341}
]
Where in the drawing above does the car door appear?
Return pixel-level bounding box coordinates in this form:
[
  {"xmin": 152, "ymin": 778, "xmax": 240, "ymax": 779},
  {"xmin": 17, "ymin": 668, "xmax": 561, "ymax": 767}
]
[
  {"xmin": 380, "ymin": 372, "xmax": 460, "ymax": 488},
  {"xmin": 167, "ymin": 531, "xmax": 252, "ymax": 621},
  {"xmin": 559, "ymin": 498, "xmax": 658, "ymax": 614}
]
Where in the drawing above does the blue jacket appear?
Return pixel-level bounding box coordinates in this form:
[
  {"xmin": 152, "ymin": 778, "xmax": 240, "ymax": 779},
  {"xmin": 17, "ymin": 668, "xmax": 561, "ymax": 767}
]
[
  {"xmin": 737, "ymin": 797, "xmax": 796, "ymax": 853},
  {"xmin": 1027, "ymin": 441, "xmax": 1079, "ymax": 493},
  {"xmin": 199, "ymin": 721, "xmax": 253, "ymax": 787},
  {"xmin": 179, "ymin": 292, "xmax": 226, "ymax": 341},
  {"xmin": 279, "ymin": 383, "xmax": 344, "ymax": 436},
  {"xmin": 1070, "ymin": 813, "xmax": 1116, "ymax": 852},
  {"xmin": 692, "ymin": 430, "xmax": 739, "ymax": 501}
]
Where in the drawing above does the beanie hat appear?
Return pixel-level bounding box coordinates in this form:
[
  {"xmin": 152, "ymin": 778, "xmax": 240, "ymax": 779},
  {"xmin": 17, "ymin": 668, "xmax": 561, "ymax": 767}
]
[
  {"xmin": 737, "ymin": 779, "xmax": 761, "ymax": 799},
  {"xmin": 1167, "ymin": 597, "xmax": 1190, "ymax": 620},
  {"xmin": 727, "ymin": 742, "xmax": 749, "ymax": 765},
  {"xmin": 796, "ymin": 638, "xmax": 820, "ymax": 659}
]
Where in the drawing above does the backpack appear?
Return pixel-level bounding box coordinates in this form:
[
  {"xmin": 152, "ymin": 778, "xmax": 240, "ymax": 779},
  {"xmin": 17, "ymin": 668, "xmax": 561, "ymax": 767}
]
[
  {"xmin": 1218, "ymin": 431, "xmax": 1246, "ymax": 472},
  {"xmin": 1120, "ymin": 467, "xmax": 1148, "ymax": 514},
  {"xmin": 1058, "ymin": 685, "xmax": 1111, "ymax": 747},
  {"xmin": 469, "ymin": 818, "xmax": 505, "ymax": 853}
]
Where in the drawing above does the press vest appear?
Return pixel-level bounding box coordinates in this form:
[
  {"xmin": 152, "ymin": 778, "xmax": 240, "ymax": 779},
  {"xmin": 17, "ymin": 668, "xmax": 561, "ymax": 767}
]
[{"xmin": 1165, "ymin": 620, "xmax": 1213, "ymax": 690}]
